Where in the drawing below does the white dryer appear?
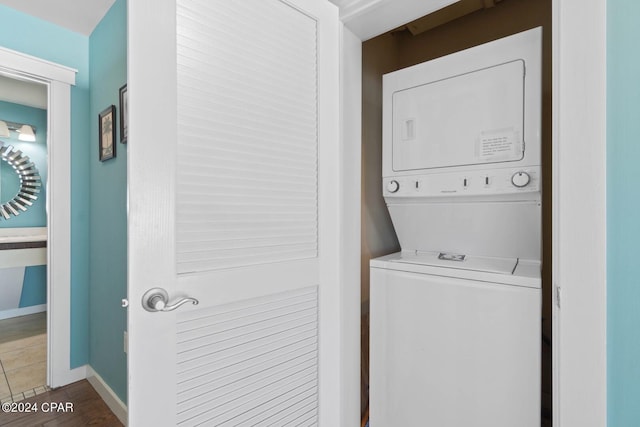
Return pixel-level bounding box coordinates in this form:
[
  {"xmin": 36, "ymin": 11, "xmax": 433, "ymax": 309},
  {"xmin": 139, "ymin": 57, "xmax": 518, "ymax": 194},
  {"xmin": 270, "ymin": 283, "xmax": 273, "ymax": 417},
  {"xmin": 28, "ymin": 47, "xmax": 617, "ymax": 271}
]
[{"xmin": 370, "ymin": 28, "xmax": 543, "ymax": 426}]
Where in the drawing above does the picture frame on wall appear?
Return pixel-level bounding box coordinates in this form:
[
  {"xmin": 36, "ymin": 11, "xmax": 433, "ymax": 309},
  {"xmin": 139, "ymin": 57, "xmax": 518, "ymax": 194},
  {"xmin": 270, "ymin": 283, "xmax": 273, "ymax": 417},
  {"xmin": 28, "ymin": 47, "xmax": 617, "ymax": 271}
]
[
  {"xmin": 119, "ymin": 84, "xmax": 128, "ymax": 144},
  {"xmin": 99, "ymin": 105, "xmax": 116, "ymax": 161}
]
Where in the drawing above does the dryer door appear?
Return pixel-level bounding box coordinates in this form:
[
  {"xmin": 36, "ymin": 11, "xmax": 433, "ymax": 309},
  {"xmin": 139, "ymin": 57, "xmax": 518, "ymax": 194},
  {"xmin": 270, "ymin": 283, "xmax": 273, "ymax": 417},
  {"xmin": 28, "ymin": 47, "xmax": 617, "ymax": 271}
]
[{"xmin": 392, "ymin": 60, "xmax": 525, "ymax": 171}]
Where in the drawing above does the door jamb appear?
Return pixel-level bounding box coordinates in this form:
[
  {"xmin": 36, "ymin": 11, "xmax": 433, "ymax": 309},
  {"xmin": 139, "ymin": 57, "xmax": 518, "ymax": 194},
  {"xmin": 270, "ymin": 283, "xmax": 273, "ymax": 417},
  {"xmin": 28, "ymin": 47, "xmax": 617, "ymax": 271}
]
[
  {"xmin": 0, "ymin": 46, "xmax": 81, "ymax": 388},
  {"xmin": 338, "ymin": 24, "xmax": 362, "ymax": 427},
  {"xmin": 551, "ymin": 0, "xmax": 607, "ymax": 425}
]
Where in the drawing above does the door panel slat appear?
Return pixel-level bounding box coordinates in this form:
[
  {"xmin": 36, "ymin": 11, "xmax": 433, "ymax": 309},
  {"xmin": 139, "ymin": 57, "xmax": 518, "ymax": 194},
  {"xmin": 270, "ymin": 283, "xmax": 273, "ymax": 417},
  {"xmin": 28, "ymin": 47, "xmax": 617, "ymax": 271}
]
[
  {"xmin": 257, "ymin": 397, "xmax": 317, "ymax": 426},
  {"xmin": 176, "ymin": 0, "xmax": 318, "ymax": 274},
  {"xmin": 177, "ymin": 312, "xmax": 317, "ymax": 354},
  {"xmin": 189, "ymin": 378, "xmax": 318, "ymax": 427},
  {"xmin": 178, "ymin": 362, "xmax": 316, "ymax": 415},
  {"xmin": 177, "ymin": 322, "xmax": 317, "ymax": 366},
  {"xmin": 177, "ymin": 303, "xmax": 317, "ymax": 343},
  {"xmin": 177, "ymin": 287, "xmax": 316, "ymax": 325},
  {"xmin": 222, "ymin": 388, "xmax": 318, "ymax": 427},
  {"xmin": 176, "ymin": 286, "xmax": 318, "ymax": 426},
  {"xmin": 178, "ymin": 337, "xmax": 317, "ymax": 378},
  {"xmin": 177, "ymin": 348, "xmax": 317, "ymax": 402}
]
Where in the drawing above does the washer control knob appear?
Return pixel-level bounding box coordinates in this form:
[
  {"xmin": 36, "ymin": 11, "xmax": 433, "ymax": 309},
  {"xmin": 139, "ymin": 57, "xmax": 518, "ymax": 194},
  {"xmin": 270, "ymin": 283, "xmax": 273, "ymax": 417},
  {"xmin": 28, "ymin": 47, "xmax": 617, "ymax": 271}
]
[
  {"xmin": 387, "ymin": 180, "xmax": 400, "ymax": 193},
  {"xmin": 511, "ymin": 171, "xmax": 531, "ymax": 188}
]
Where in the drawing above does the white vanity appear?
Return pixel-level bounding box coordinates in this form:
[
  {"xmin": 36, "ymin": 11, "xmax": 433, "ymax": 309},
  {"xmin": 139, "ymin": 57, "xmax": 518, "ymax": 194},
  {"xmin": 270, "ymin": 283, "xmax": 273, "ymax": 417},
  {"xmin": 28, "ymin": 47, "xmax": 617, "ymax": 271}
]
[{"xmin": 0, "ymin": 226, "xmax": 47, "ymax": 318}]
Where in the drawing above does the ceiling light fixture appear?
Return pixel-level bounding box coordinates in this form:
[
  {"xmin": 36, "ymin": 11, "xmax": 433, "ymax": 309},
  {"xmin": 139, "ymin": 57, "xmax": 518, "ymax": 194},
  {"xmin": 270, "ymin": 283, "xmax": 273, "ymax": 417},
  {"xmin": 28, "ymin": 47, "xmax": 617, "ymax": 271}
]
[
  {"xmin": 17, "ymin": 124, "xmax": 36, "ymax": 142},
  {"xmin": 0, "ymin": 119, "xmax": 37, "ymax": 142},
  {"xmin": 0, "ymin": 120, "xmax": 10, "ymax": 138}
]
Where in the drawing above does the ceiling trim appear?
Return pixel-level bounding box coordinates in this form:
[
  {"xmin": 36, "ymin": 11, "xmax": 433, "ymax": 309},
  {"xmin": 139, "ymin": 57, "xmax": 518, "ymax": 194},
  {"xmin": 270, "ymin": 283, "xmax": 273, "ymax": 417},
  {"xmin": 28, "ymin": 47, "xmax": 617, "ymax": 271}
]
[
  {"xmin": 331, "ymin": 0, "xmax": 462, "ymax": 41},
  {"xmin": 338, "ymin": 0, "xmax": 385, "ymax": 22}
]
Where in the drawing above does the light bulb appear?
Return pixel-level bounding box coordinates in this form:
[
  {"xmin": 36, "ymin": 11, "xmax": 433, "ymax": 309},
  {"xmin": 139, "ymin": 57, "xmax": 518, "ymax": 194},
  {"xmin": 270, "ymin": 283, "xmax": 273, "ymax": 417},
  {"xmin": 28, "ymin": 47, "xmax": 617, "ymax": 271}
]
[
  {"xmin": 0, "ymin": 120, "xmax": 9, "ymax": 138},
  {"xmin": 17, "ymin": 124, "xmax": 36, "ymax": 142}
]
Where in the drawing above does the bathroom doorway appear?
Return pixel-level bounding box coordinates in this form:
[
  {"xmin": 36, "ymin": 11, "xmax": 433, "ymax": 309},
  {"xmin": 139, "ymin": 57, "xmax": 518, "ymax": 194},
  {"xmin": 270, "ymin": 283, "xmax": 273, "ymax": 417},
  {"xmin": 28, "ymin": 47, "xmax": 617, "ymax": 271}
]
[
  {"xmin": 0, "ymin": 72, "xmax": 50, "ymax": 403},
  {"xmin": 0, "ymin": 46, "xmax": 77, "ymax": 391}
]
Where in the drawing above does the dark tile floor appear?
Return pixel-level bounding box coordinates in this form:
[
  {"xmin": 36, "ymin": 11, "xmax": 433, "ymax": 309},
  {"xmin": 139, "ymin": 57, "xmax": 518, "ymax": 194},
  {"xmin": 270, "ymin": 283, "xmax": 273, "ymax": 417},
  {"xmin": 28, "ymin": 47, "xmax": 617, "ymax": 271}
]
[{"xmin": 0, "ymin": 379, "xmax": 123, "ymax": 426}]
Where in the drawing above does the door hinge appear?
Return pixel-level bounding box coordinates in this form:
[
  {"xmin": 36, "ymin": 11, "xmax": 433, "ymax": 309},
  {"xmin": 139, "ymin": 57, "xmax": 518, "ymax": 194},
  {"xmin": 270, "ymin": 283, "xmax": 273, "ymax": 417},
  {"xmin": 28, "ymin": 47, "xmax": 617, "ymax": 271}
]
[
  {"xmin": 121, "ymin": 298, "xmax": 129, "ymax": 308},
  {"xmin": 556, "ymin": 286, "xmax": 561, "ymax": 309}
]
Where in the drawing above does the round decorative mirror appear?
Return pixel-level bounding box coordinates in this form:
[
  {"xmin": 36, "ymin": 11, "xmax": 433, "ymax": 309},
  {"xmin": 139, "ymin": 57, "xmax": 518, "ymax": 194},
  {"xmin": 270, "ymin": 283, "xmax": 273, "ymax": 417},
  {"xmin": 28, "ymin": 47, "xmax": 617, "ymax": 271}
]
[{"xmin": 0, "ymin": 145, "xmax": 41, "ymax": 220}]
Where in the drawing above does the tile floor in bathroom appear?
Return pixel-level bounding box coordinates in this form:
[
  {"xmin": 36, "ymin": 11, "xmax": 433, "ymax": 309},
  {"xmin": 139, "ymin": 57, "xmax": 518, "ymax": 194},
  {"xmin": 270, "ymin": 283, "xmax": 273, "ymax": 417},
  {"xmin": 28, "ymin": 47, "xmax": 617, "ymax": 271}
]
[{"xmin": 0, "ymin": 312, "xmax": 49, "ymax": 403}]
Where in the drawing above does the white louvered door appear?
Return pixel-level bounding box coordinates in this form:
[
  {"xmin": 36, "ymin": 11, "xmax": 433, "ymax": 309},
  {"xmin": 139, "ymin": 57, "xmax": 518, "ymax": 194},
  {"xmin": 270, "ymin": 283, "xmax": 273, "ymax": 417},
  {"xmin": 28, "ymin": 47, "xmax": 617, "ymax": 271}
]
[{"xmin": 127, "ymin": 1, "xmax": 341, "ymax": 426}]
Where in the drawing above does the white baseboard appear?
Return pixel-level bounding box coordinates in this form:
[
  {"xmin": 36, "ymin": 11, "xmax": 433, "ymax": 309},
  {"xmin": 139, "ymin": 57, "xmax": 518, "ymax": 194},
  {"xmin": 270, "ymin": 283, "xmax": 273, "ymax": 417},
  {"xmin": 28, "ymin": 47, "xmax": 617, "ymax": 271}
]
[
  {"xmin": 56, "ymin": 365, "xmax": 87, "ymax": 386},
  {"xmin": 49, "ymin": 358, "xmax": 87, "ymax": 389},
  {"xmin": 0, "ymin": 304, "xmax": 46, "ymax": 321},
  {"xmin": 86, "ymin": 366, "xmax": 128, "ymax": 426}
]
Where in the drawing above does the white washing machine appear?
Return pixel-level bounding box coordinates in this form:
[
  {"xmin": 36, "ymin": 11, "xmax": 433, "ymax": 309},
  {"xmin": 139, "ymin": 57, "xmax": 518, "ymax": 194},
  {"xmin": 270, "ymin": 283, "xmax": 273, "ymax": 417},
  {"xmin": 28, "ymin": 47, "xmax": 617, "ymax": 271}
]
[
  {"xmin": 370, "ymin": 28, "xmax": 543, "ymax": 426},
  {"xmin": 370, "ymin": 252, "xmax": 540, "ymax": 426}
]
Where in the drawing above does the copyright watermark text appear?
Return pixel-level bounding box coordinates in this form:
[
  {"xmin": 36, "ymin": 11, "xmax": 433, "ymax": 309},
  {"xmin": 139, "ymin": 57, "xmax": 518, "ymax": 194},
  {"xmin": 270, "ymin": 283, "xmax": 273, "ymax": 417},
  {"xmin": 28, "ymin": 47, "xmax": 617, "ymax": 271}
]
[{"xmin": 2, "ymin": 401, "xmax": 74, "ymax": 413}]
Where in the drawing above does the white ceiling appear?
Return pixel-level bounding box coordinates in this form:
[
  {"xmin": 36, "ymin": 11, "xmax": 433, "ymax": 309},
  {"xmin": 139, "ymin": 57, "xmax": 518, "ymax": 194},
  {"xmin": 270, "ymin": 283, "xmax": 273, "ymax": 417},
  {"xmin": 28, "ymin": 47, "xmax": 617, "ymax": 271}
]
[
  {"xmin": 0, "ymin": 0, "xmax": 116, "ymax": 36},
  {"xmin": 0, "ymin": 1, "xmax": 116, "ymax": 106}
]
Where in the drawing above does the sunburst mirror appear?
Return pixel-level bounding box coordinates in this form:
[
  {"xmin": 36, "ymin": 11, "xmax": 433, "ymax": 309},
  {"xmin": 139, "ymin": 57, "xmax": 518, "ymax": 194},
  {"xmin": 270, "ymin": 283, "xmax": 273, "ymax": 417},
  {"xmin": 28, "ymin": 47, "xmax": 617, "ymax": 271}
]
[{"xmin": 0, "ymin": 145, "xmax": 41, "ymax": 220}]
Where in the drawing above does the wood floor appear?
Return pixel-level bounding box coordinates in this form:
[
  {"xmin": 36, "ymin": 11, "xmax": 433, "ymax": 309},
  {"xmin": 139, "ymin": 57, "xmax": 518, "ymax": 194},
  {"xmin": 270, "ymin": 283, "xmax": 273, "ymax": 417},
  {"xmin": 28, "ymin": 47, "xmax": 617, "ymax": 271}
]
[{"xmin": 0, "ymin": 379, "xmax": 123, "ymax": 426}]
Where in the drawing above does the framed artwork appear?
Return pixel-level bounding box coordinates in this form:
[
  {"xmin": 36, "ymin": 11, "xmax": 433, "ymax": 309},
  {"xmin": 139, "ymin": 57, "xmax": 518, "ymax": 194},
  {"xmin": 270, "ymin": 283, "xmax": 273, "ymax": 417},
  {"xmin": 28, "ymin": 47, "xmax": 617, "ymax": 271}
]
[
  {"xmin": 99, "ymin": 105, "xmax": 116, "ymax": 161},
  {"xmin": 119, "ymin": 84, "xmax": 128, "ymax": 144}
]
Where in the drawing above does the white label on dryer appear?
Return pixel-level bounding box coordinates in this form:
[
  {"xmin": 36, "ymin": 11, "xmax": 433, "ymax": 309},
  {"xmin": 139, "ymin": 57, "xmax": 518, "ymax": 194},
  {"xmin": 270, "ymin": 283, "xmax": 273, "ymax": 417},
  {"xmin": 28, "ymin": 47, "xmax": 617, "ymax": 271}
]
[{"xmin": 476, "ymin": 127, "xmax": 521, "ymax": 161}]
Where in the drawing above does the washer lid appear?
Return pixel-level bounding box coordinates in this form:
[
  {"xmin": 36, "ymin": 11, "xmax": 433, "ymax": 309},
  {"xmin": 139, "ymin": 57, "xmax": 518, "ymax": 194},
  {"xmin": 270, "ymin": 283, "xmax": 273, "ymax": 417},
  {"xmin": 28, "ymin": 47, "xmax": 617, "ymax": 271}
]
[{"xmin": 389, "ymin": 251, "xmax": 518, "ymax": 275}]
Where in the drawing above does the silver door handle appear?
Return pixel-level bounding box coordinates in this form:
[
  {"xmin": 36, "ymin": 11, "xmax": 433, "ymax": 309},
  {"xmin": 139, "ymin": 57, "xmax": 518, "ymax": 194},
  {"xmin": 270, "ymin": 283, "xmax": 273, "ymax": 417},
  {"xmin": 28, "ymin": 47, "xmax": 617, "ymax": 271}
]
[{"xmin": 141, "ymin": 288, "xmax": 199, "ymax": 312}]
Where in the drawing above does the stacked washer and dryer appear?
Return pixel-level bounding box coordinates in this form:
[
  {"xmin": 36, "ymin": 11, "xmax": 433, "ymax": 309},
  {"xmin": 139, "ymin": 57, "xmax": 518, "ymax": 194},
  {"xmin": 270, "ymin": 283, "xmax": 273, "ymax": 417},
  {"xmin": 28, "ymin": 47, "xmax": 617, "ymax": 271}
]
[{"xmin": 369, "ymin": 28, "xmax": 543, "ymax": 426}]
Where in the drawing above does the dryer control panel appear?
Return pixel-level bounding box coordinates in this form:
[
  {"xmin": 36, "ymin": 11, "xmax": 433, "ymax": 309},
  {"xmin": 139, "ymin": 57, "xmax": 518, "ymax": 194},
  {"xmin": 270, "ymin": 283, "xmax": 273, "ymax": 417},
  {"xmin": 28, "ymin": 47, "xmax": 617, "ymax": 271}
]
[{"xmin": 383, "ymin": 166, "xmax": 540, "ymax": 198}]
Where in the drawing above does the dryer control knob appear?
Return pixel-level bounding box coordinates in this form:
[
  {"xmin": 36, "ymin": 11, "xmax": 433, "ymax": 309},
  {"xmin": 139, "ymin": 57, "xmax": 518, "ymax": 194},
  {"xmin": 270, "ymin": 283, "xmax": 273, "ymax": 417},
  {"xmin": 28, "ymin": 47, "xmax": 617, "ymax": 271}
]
[
  {"xmin": 511, "ymin": 171, "xmax": 531, "ymax": 188},
  {"xmin": 387, "ymin": 180, "xmax": 400, "ymax": 193}
]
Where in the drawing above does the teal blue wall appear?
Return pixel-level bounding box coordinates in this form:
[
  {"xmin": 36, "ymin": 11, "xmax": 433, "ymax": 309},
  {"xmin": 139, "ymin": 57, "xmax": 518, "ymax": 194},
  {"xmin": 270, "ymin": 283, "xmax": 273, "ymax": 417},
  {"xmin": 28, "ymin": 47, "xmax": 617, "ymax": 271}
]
[
  {"xmin": 0, "ymin": 5, "xmax": 90, "ymax": 368},
  {"xmin": 88, "ymin": 0, "xmax": 128, "ymax": 403},
  {"xmin": 608, "ymin": 0, "xmax": 640, "ymax": 425},
  {"xmin": 0, "ymin": 1, "xmax": 128, "ymax": 402},
  {"xmin": 20, "ymin": 265, "xmax": 47, "ymax": 307},
  {"xmin": 0, "ymin": 100, "xmax": 48, "ymax": 227}
]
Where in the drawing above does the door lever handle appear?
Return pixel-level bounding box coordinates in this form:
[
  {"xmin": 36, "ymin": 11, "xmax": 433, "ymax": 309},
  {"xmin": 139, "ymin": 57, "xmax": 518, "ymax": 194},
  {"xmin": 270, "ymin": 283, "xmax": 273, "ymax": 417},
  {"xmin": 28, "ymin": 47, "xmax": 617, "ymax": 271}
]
[{"xmin": 142, "ymin": 288, "xmax": 199, "ymax": 312}]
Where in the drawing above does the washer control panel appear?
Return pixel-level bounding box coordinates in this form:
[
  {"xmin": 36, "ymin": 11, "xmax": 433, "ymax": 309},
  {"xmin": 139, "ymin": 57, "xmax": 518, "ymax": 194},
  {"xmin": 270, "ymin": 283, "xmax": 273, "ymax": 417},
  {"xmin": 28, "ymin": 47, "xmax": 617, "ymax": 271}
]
[{"xmin": 383, "ymin": 167, "xmax": 540, "ymax": 198}]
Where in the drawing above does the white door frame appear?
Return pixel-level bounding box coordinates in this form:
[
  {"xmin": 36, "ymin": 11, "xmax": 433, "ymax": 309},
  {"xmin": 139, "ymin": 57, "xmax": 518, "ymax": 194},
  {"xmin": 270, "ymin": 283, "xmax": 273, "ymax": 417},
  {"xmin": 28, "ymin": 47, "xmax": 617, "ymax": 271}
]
[
  {"xmin": 338, "ymin": 0, "xmax": 608, "ymax": 425},
  {"xmin": 338, "ymin": 24, "xmax": 363, "ymax": 427},
  {"xmin": 0, "ymin": 46, "xmax": 83, "ymax": 388},
  {"xmin": 551, "ymin": 0, "xmax": 607, "ymax": 425}
]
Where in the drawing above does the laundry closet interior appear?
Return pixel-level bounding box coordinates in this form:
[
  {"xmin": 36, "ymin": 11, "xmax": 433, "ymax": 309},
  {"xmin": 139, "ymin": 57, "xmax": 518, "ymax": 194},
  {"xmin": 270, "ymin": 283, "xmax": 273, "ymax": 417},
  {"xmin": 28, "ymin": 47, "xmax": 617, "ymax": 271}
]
[{"xmin": 359, "ymin": 0, "xmax": 552, "ymax": 424}]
